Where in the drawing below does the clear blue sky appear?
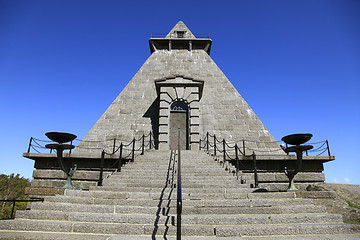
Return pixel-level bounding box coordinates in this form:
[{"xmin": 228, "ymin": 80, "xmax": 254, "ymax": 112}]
[{"xmin": 1, "ymin": 0, "xmax": 359, "ymax": 184}]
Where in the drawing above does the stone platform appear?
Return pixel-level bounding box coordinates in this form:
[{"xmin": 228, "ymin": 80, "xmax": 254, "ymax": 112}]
[
  {"xmin": 23, "ymin": 151, "xmax": 333, "ymax": 195},
  {"xmin": 1, "ymin": 150, "xmax": 359, "ymax": 239}
]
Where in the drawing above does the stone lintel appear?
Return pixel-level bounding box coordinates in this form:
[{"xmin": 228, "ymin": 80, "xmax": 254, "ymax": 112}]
[{"xmin": 155, "ymin": 75, "xmax": 204, "ymax": 99}]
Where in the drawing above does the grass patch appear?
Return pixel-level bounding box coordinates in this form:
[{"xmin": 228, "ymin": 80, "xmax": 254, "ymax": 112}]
[
  {"xmin": 346, "ymin": 200, "xmax": 360, "ymax": 210},
  {"xmin": 344, "ymin": 221, "xmax": 360, "ymax": 225}
]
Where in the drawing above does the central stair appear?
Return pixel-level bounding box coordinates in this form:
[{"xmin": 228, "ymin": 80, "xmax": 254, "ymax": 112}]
[{"xmin": 0, "ymin": 150, "xmax": 359, "ymax": 239}]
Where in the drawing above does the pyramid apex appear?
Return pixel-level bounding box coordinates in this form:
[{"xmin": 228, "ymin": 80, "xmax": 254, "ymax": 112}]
[{"xmin": 165, "ymin": 21, "xmax": 196, "ymax": 39}]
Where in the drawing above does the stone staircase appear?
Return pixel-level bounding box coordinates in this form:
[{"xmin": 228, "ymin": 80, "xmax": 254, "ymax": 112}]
[{"xmin": 1, "ymin": 150, "xmax": 359, "ymax": 239}]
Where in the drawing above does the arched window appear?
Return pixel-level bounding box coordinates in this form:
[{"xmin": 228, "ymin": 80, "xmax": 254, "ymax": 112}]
[{"xmin": 170, "ymin": 101, "xmax": 188, "ymax": 111}]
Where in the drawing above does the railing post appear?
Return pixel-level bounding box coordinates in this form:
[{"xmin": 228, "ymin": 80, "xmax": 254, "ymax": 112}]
[
  {"xmin": 253, "ymin": 152, "xmax": 258, "ymax": 188},
  {"xmin": 70, "ymin": 140, "xmax": 73, "ymax": 154},
  {"xmin": 242, "ymin": 139, "xmax": 246, "ymax": 156},
  {"xmin": 131, "ymin": 138, "xmax": 135, "ymax": 162},
  {"xmin": 214, "ymin": 135, "xmax": 216, "ymax": 157},
  {"xmin": 149, "ymin": 132, "xmax": 152, "ymax": 150},
  {"xmin": 113, "ymin": 138, "xmax": 116, "ymax": 154},
  {"xmin": 10, "ymin": 200, "xmax": 16, "ymax": 219},
  {"xmin": 141, "ymin": 134, "xmax": 145, "ymax": 155},
  {"xmin": 286, "ymin": 143, "xmax": 289, "ymax": 155},
  {"xmin": 223, "ymin": 139, "xmax": 226, "ymax": 167},
  {"xmin": 27, "ymin": 137, "xmax": 33, "ymax": 153},
  {"xmin": 206, "ymin": 132, "xmax": 209, "ymax": 152},
  {"xmin": 118, "ymin": 143, "xmax": 123, "ymax": 172},
  {"xmin": 235, "ymin": 144, "xmax": 239, "ymax": 180},
  {"xmin": 199, "ymin": 139, "xmax": 202, "ymax": 150},
  {"xmin": 98, "ymin": 150, "xmax": 105, "ymax": 186},
  {"xmin": 326, "ymin": 140, "xmax": 331, "ymax": 156}
]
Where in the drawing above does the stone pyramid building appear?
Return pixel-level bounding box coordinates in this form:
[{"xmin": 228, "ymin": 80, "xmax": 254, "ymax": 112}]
[
  {"xmin": 23, "ymin": 21, "xmax": 333, "ymax": 192},
  {"xmin": 74, "ymin": 21, "xmax": 281, "ymax": 156}
]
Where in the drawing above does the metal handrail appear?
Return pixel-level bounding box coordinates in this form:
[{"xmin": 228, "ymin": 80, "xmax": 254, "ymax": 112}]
[
  {"xmin": 0, "ymin": 198, "xmax": 44, "ymax": 219},
  {"xmin": 200, "ymin": 132, "xmax": 331, "ymax": 188},
  {"xmin": 177, "ymin": 129, "xmax": 182, "ymax": 240},
  {"xmin": 25, "ymin": 132, "xmax": 155, "ymax": 187},
  {"xmin": 27, "ymin": 132, "xmax": 157, "ymax": 154},
  {"xmin": 201, "ymin": 132, "xmax": 332, "ymax": 157},
  {"xmin": 97, "ymin": 132, "xmax": 154, "ymax": 186}
]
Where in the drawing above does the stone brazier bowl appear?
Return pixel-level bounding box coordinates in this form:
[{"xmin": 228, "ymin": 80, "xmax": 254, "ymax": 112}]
[
  {"xmin": 46, "ymin": 132, "xmax": 77, "ymax": 144},
  {"xmin": 282, "ymin": 133, "xmax": 312, "ymax": 146}
]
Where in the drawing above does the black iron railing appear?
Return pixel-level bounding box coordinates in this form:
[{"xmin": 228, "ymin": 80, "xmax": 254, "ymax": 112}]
[
  {"xmin": 25, "ymin": 132, "xmax": 155, "ymax": 187},
  {"xmin": 176, "ymin": 130, "xmax": 182, "ymax": 240},
  {"xmin": 0, "ymin": 198, "xmax": 44, "ymax": 219},
  {"xmin": 26, "ymin": 132, "xmax": 156, "ymax": 155},
  {"xmin": 199, "ymin": 132, "xmax": 252, "ymax": 180},
  {"xmin": 98, "ymin": 132, "xmax": 155, "ymax": 186},
  {"xmin": 199, "ymin": 132, "xmax": 332, "ymax": 187},
  {"xmin": 199, "ymin": 132, "xmax": 332, "ymax": 158}
]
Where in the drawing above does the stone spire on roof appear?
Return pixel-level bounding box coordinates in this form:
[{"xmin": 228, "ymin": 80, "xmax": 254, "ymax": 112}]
[{"xmin": 165, "ymin": 21, "xmax": 196, "ymax": 39}]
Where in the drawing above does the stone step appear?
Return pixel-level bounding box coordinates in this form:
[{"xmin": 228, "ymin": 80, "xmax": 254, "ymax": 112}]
[
  {"xmin": 64, "ymin": 190, "xmax": 251, "ymax": 200},
  {"xmin": 119, "ymin": 167, "xmax": 233, "ymax": 174},
  {"xmin": 0, "ymin": 219, "xmax": 210, "ymax": 236},
  {"xmin": 129, "ymin": 169, "xmax": 241, "ymax": 175},
  {"xmin": 102, "ymin": 182, "xmax": 252, "ymax": 188},
  {"xmin": 16, "ymin": 210, "xmax": 343, "ymax": 225},
  {"xmin": 110, "ymin": 173, "xmax": 245, "ymax": 180},
  {"xmin": 215, "ymin": 223, "xmax": 360, "ymax": 237},
  {"xmin": 65, "ymin": 189, "xmax": 297, "ymax": 200},
  {"xmin": 102, "ymin": 179, "xmax": 251, "ymax": 187},
  {"xmin": 117, "ymin": 170, "xmax": 238, "ymax": 176},
  {"xmin": 124, "ymin": 159, "xmax": 219, "ymax": 164},
  {"xmin": 115, "ymin": 204, "xmax": 328, "ymax": 215},
  {"xmin": 88, "ymin": 185, "xmax": 255, "ymax": 193},
  {"xmin": 124, "ymin": 159, "xmax": 225, "ymax": 165},
  {"xmin": 108, "ymin": 171, "xmax": 247, "ymax": 178},
  {"xmin": 1, "ymin": 219, "xmax": 359, "ymax": 237},
  {"xmin": 40, "ymin": 195, "xmax": 314, "ymax": 208},
  {"xmin": 0, "ymin": 231, "xmax": 240, "ymax": 240},
  {"xmin": 181, "ymin": 204, "xmax": 328, "ymax": 215},
  {"xmin": 28, "ymin": 202, "xmax": 327, "ymax": 215},
  {"xmin": 109, "ymin": 171, "xmax": 251, "ymax": 179},
  {"xmin": 1, "ymin": 230, "xmax": 359, "ymax": 240},
  {"xmin": 243, "ymin": 234, "xmax": 360, "ymax": 240},
  {"xmin": 104, "ymin": 173, "xmax": 241, "ymax": 180}
]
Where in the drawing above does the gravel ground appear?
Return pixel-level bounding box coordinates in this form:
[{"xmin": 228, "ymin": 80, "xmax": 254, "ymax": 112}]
[{"xmin": 308, "ymin": 183, "xmax": 360, "ymax": 224}]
